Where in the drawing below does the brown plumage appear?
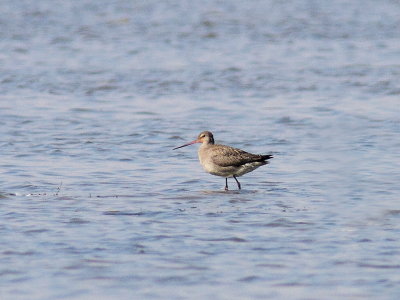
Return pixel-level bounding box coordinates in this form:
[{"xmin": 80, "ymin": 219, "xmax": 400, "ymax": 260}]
[{"xmin": 173, "ymin": 131, "xmax": 273, "ymax": 190}]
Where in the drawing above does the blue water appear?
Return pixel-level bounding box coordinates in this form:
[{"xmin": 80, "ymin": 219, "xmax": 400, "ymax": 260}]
[{"xmin": 1, "ymin": 1, "xmax": 400, "ymax": 299}]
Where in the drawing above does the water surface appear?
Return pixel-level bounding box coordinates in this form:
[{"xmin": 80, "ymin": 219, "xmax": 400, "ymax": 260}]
[{"xmin": 1, "ymin": 1, "xmax": 400, "ymax": 299}]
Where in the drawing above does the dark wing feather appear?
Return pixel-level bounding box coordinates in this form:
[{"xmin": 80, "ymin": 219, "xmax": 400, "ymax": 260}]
[{"xmin": 210, "ymin": 144, "xmax": 273, "ymax": 167}]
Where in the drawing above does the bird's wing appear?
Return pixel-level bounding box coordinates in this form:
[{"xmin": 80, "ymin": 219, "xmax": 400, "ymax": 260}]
[{"xmin": 210, "ymin": 145, "xmax": 268, "ymax": 167}]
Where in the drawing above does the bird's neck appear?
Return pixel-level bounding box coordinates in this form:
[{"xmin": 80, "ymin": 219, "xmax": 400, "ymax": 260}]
[{"xmin": 200, "ymin": 141, "xmax": 213, "ymax": 150}]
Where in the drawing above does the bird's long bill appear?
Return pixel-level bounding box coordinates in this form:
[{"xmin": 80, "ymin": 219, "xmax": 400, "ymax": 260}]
[{"xmin": 173, "ymin": 139, "xmax": 200, "ymax": 150}]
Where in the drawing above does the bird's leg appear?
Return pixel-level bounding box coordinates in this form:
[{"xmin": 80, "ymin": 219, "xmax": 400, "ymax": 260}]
[
  {"xmin": 224, "ymin": 178, "xmax": 229, "ymax": 191},
  {"xmin": 233, "ymin": 175, "xmax": 241, "ymax": 190}
]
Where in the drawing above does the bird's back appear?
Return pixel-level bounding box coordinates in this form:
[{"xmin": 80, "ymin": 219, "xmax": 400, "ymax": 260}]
[{"xmin": 208, "ymin": 144, "xmax": 271, "ymax": 167}]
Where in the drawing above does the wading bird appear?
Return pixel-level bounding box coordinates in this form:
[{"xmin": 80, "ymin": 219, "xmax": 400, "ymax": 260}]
[{"xmin": 173, "ymin": 131, "xmax": 273, "ymax": 190}]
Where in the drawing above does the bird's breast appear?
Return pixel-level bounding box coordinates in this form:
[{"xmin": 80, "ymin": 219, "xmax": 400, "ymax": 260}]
[
  {"xmin": 198, "ymin": 146, "xmax": 222, "ymax": 175},
  {"xmin": 198, "ymin": 147, "xmax": 234, "ymax": 177},
  {"xmin": 198, "ymin": 148, "xmax": 212, "ymax": 171}
]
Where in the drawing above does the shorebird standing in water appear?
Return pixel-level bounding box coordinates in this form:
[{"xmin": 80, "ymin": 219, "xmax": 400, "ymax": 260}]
[{"xmin": 173, "ymin": 131, "xmax": 273, "ymax": 190}]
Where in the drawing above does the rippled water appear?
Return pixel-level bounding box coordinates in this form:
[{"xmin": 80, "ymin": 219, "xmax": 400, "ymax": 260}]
[{"xmin": 1, "ymin": 1, "xmax": 400, "ymax": 299}]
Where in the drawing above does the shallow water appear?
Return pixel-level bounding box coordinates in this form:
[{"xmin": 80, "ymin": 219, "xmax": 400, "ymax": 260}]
[{"xmin": 1, "ymin": 0, "xmax": 400, "ymax": 299}]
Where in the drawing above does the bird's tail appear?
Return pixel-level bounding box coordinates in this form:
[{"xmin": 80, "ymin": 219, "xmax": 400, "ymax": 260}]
[{"xmin": 261, "ymin": 154, "xmax": 273, "ymax": 161}]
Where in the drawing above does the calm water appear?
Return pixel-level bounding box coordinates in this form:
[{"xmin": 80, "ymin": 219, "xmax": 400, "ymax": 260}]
[{"xmin": 1, "ymin": 1, "xmax": 400, "ymax": 299}]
